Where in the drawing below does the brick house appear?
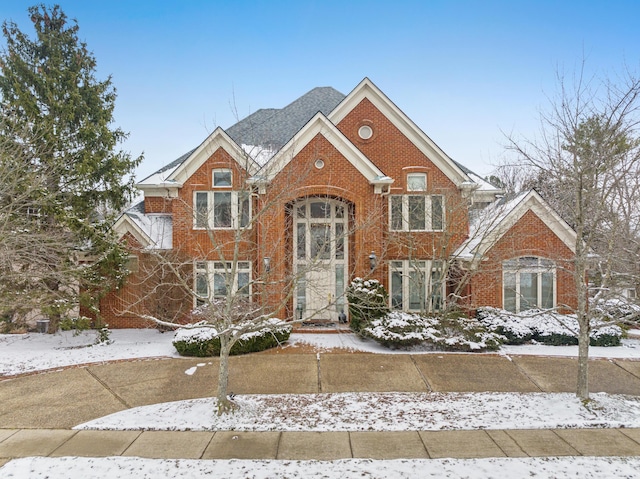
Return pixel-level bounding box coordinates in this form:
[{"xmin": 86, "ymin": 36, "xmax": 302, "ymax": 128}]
[{"xmin": 100, "ymin": 78, "xmax": 578, "ymax": 328}]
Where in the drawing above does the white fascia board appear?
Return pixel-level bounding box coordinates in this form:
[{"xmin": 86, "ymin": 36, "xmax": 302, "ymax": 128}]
[
  {"xmin": 328, "ymin": 78, "xmax": 471, "ymax": 187},
  {"xmin": 261, "ymin": 112, "xmax": 389, "ymax": 186},
  {"xmin": 136, "ymin": 184, "xmax": 181, "ymax": 198},
  {"xmin": 165, "ymin": 128, "xmax": 258, "ymax": 186},
  {"xmin": 113, "ymin": 214, "xmax": 152, "ymax": 248}
]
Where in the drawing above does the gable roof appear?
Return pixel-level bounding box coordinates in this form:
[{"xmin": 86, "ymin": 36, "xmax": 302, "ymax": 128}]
[
  {"xmin": 454, "ymin": 190, "xmax": 577, "ymax": 264},
  {"xmin": 137, "ymin": 127, "xmax": 258, "ymax": 192},
  {"xmin": 329, "ymin": 78, "xmax": 479, "ymax": 188},
  {"xmin": 140, "ymin": 87, "xmax": 345, "ymax": 188},
  {"xmin": 137, "ymin": 79, "xmax": 500, "ymax": 197},
  {"xmin": 113, "ymin": 200, "xmax": 173, "ymax": 249},
  {"xmin": 259, "ymin": 112, "xmax": 393, "ymax": 191},
  {"xmin": 226, "ymin": 86, "xmax": 345, "ymax": 150}
]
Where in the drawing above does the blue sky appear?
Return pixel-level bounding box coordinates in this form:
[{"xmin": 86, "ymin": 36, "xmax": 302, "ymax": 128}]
[{"xmin": 2, "ymin": 1, "xmax": 640, "ymax": 180}]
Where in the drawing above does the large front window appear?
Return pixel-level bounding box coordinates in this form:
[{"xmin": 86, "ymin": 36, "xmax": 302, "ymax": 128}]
[
  {"xmin": 503, "ymin": 257, "xmax": 555, "ymax": 312},
  {"xmin": 390, "ymin": 195, "xmax": 444, "ymax": 231},
  {"xmin": 390, "ymin": 260, "xmax": 444, "ymax": 312}
]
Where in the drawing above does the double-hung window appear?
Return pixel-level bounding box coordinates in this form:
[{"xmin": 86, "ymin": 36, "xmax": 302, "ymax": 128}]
[
  {"xmin": 194, "ymin": 261, "xmax": 252, "ymax": 306},
  {"xmin": 390, "ymin": 260, "xmax": 444, "ymax": 312},
  {"xmin": 194, "ymin": 169, "xmax": 251, "ymax": 229},
  {"xmin": 503, "ymin": 257, "xmax": 555, "ymax": 312}
]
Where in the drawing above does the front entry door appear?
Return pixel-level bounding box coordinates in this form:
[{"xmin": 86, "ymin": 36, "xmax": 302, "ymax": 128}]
[{"xmin": 294, "ymin": 199, "xmax": 348, "ymax": 322}]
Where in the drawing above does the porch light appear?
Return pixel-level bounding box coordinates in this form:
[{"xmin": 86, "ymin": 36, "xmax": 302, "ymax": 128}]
[
  {"xmin": 369, "ymin": 251, "xmax": 377, "ymax": 271},
  {"xmin": 263, "ymin": 257, "xmax": 271, "ymax": 272}
]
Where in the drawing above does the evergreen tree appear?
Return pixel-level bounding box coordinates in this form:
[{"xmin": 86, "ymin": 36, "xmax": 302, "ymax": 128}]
[{"xmin": 0, "ymin": 4, "xmax": 142, "ymax": 329}]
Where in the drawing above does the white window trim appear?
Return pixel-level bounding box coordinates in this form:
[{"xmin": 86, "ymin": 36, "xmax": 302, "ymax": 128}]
[
  {"xmin": 389, "ymin": 260, "xmax": 444, "ymax": 312},
  {"xmin": 193, "ymin": 190, "xmax": 251, "ymax": 230},
  {"xmin": 407, "ymin": 173, "xmax": 427, "ymax": 192},
  {"xmin": 389, "ymin": 194, "xmax": 444, "ymax": 232},
  {"xmin": 213, "ymin": 169, "xmax": 232, "ymax": 188},
  {"xmin": 194, "ymin": 260, "xmax": 252, "ymax": 305},
  {"xmin": 502, "ymin": 257, "xmax": 556, "ymax": 312}
]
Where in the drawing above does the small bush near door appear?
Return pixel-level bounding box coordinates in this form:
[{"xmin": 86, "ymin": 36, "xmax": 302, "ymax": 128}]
[
  {"xmin": 173, "ymin": 319, "xmax": 292, "ymax": 357},
  {"xmin": 346, "ymin": 278, "xmax": 389, "ymax": 333}
]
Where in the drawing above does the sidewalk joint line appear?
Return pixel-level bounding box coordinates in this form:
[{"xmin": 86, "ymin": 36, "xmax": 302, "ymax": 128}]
[
  {"xmin": 611, "ymin": 358, "xmax": 640, "ymax": 383},
  {"xmin": 84, "ymin": 367, "xmax": 131, "ymax": 408},
  {"xmin": 509, "ymin": 357, "xmax": 545, "ymax": 392},
  {"xmin": 316, "ymin": 352, "xmax": 322, "ymax": 393},
  {"xmin": 48, "ymin": 430, "xmax": 79, "ymax": 457},
  {"xmin": 119, "ymin": 430, "xmax": 143, "ymax": 457},
  {"xmin": 409, "ymin": 355, "xmax": 433, "ymax": 392},
  {"xmin": 550, "ymin": 429, "xmax": 582, "ymax": 456},
  {"xmin": 274, "ymin": 431, "xmax": 282, "ymax": 459},
  {"xmin": 417, "ymin": 430, "xmax": 432, "ymax": 459}
]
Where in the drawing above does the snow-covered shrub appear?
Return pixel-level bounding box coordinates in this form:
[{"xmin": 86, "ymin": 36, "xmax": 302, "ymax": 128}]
[
  {"xmin": 362, "ymin": 311, "xmax": 503, "ymax": 352},
  {"xmin": 475, "ymin": 308, "xmax": 533, "ymax": 344},
  {"xmin": 476, "ymin": 307, "xmax": 622, "ymax": 347},
  {"xmin": 95, "ymin": 325, "xmax": 113, "ymax": 345},
  {"xmin": 173, "ymin": 319, "xmax": 292, "ymax": 357},
  {"xmin": 362, "ymin": 311, "xmax": 440, "ymax": 348},
  {"xmin": 346, "ymin": 278, "xmax": 389, "ymax": 333},
  {"xmin": 591, "ymin": 298, "xmax": 640, "ymax": 323}
]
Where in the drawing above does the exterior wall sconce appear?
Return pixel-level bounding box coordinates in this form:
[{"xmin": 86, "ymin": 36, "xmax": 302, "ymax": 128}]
[
  {"xmin": 369, "ymin": 251, "xmax": 377, "ymax": 271},
  {"xmin": 263, "ymin": 257, "xmax": 271, "ymax": 272}
]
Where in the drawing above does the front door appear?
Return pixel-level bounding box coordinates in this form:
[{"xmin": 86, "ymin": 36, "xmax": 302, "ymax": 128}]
[{"xmin": 293, "ymin": 198, "xmax": 348, "ymax": 322}]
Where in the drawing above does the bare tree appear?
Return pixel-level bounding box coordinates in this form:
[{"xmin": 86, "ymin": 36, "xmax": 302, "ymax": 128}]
[
  {"xmin": 0, "ymin": 121, "xmax": 81, "ymax": 328},
  {"xmin": 506, "ymin": 65, "xmax": 640, "ymax": 400},
  {"xmin": 117, "ymin": 130, "xmax": 383, "ymax": 414}
]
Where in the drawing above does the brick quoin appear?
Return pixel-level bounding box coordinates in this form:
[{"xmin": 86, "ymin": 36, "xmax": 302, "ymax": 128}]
[{"xmin": 100, "ymin": 81, "xmax": 579, "ymax": 327}]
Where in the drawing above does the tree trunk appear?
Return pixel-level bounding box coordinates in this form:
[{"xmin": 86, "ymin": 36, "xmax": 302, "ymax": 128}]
[
  {"xmin": 576, "ymin": 314, "xmax": 590, "ymax": 400},
  {"xmin": 216, "ymin": 334, "xmax": 235, "ymax": 415},
  {"xmin": 574, "ymin": 238, "xmax": 590, "ymax": 400}
]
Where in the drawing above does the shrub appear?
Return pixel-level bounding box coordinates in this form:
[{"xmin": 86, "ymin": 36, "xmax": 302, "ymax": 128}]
[
  {"xmin": 346, "ymin": 278, "xmax": 389, "ymax": 333},
  {"xmin": 475, "ymin": 307, "xmax": 533, "ymax": 344},
  {"xmin": 591, "ymin": 298, "xmax": 640, "ymax": 323},
  {"xmin": 362, "ymin": 311, "xmax": 503, "ymax": 352},
  {"xmin": 173, "ymin": 319, "xmax": 292, "ymax": 357},
  {"xmin": 590, "ymin": 326, "xmax": 622, "ymax": 347},
  {"xmin": 60, "ymin": 316, "xmax": 92, "ymax": 334},
  {"xmin": 476, "ymin": 307, "xmax": 623, "ymax": 347},
  {"xmin": 362, "ymin": 311, "xmax": 440, "ymax": 348}
]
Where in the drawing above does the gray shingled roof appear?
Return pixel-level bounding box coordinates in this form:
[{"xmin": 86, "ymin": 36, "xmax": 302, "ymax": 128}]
[
  {"xmin": 142, "ymin": 87, "xmax": 346, "ymax": 181},
  {"xmin": 226, "ymin": 86, "xmax": 345, "ymax": 149}
]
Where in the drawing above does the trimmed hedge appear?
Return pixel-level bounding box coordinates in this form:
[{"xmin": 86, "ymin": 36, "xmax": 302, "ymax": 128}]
[
  {"xmin": 362, "ymin": 311, "xmax": 504, "ymax": 352},
  {"xmin": 173, "ymin": 320, "xmax": 292, "ymax": 357},
  {"xmin": 476, "ymin": 307, "xmax": 622, "ymax": 347}
]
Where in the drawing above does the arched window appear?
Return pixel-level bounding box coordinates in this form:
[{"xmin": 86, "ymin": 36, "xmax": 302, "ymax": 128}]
[{"xmin": 503, "ymin": 257, "xmax": 555, "ymax": 312}]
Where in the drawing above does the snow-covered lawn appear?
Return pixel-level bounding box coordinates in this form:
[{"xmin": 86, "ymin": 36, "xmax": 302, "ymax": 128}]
[
  {"xmin": 3, "ymin": 328, "xmax": 640, "ymax": 478},
  {"xmin": 77, "ymin": 391, "xmax": 640, "ymax": 432},
  {"xmin": 3, "ymin": 456, "xmax": 640, "ymax": 479},
  {"xmin": 2, "ymin": 327, "xmax": 640, "ymax": 377}
]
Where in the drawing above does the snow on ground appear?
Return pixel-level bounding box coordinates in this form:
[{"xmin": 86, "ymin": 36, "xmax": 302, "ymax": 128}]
[
  {"xmin": 76, "ymin": 391, "xmax": 640, "ymax": 432},
  {"xmin": 2, "ymin": 328, "xmax": 640, "ymax": 377},
  {"xmin": 3, "ymin": 329, "xmax": 640, "ymax": 477},
  {"xmin": 3, "ymin": 456, "xmax": 640, "ymax": 479},
  {"xmin": 0, "ymin": 329, "xmax": 178, "ymax": 376}
]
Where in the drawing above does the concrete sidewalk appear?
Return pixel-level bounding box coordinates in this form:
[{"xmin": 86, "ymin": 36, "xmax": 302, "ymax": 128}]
[
  {"xmin": 2, "ymin": 352, "xmax": 640, "ymax": 464},
  {"xmin": 3, "ymin": 353, "xmax": 640, "ymax": 429},
  {"xmin": 2, "ymin": 427, "xmax": 640, "ymax": 464}
]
